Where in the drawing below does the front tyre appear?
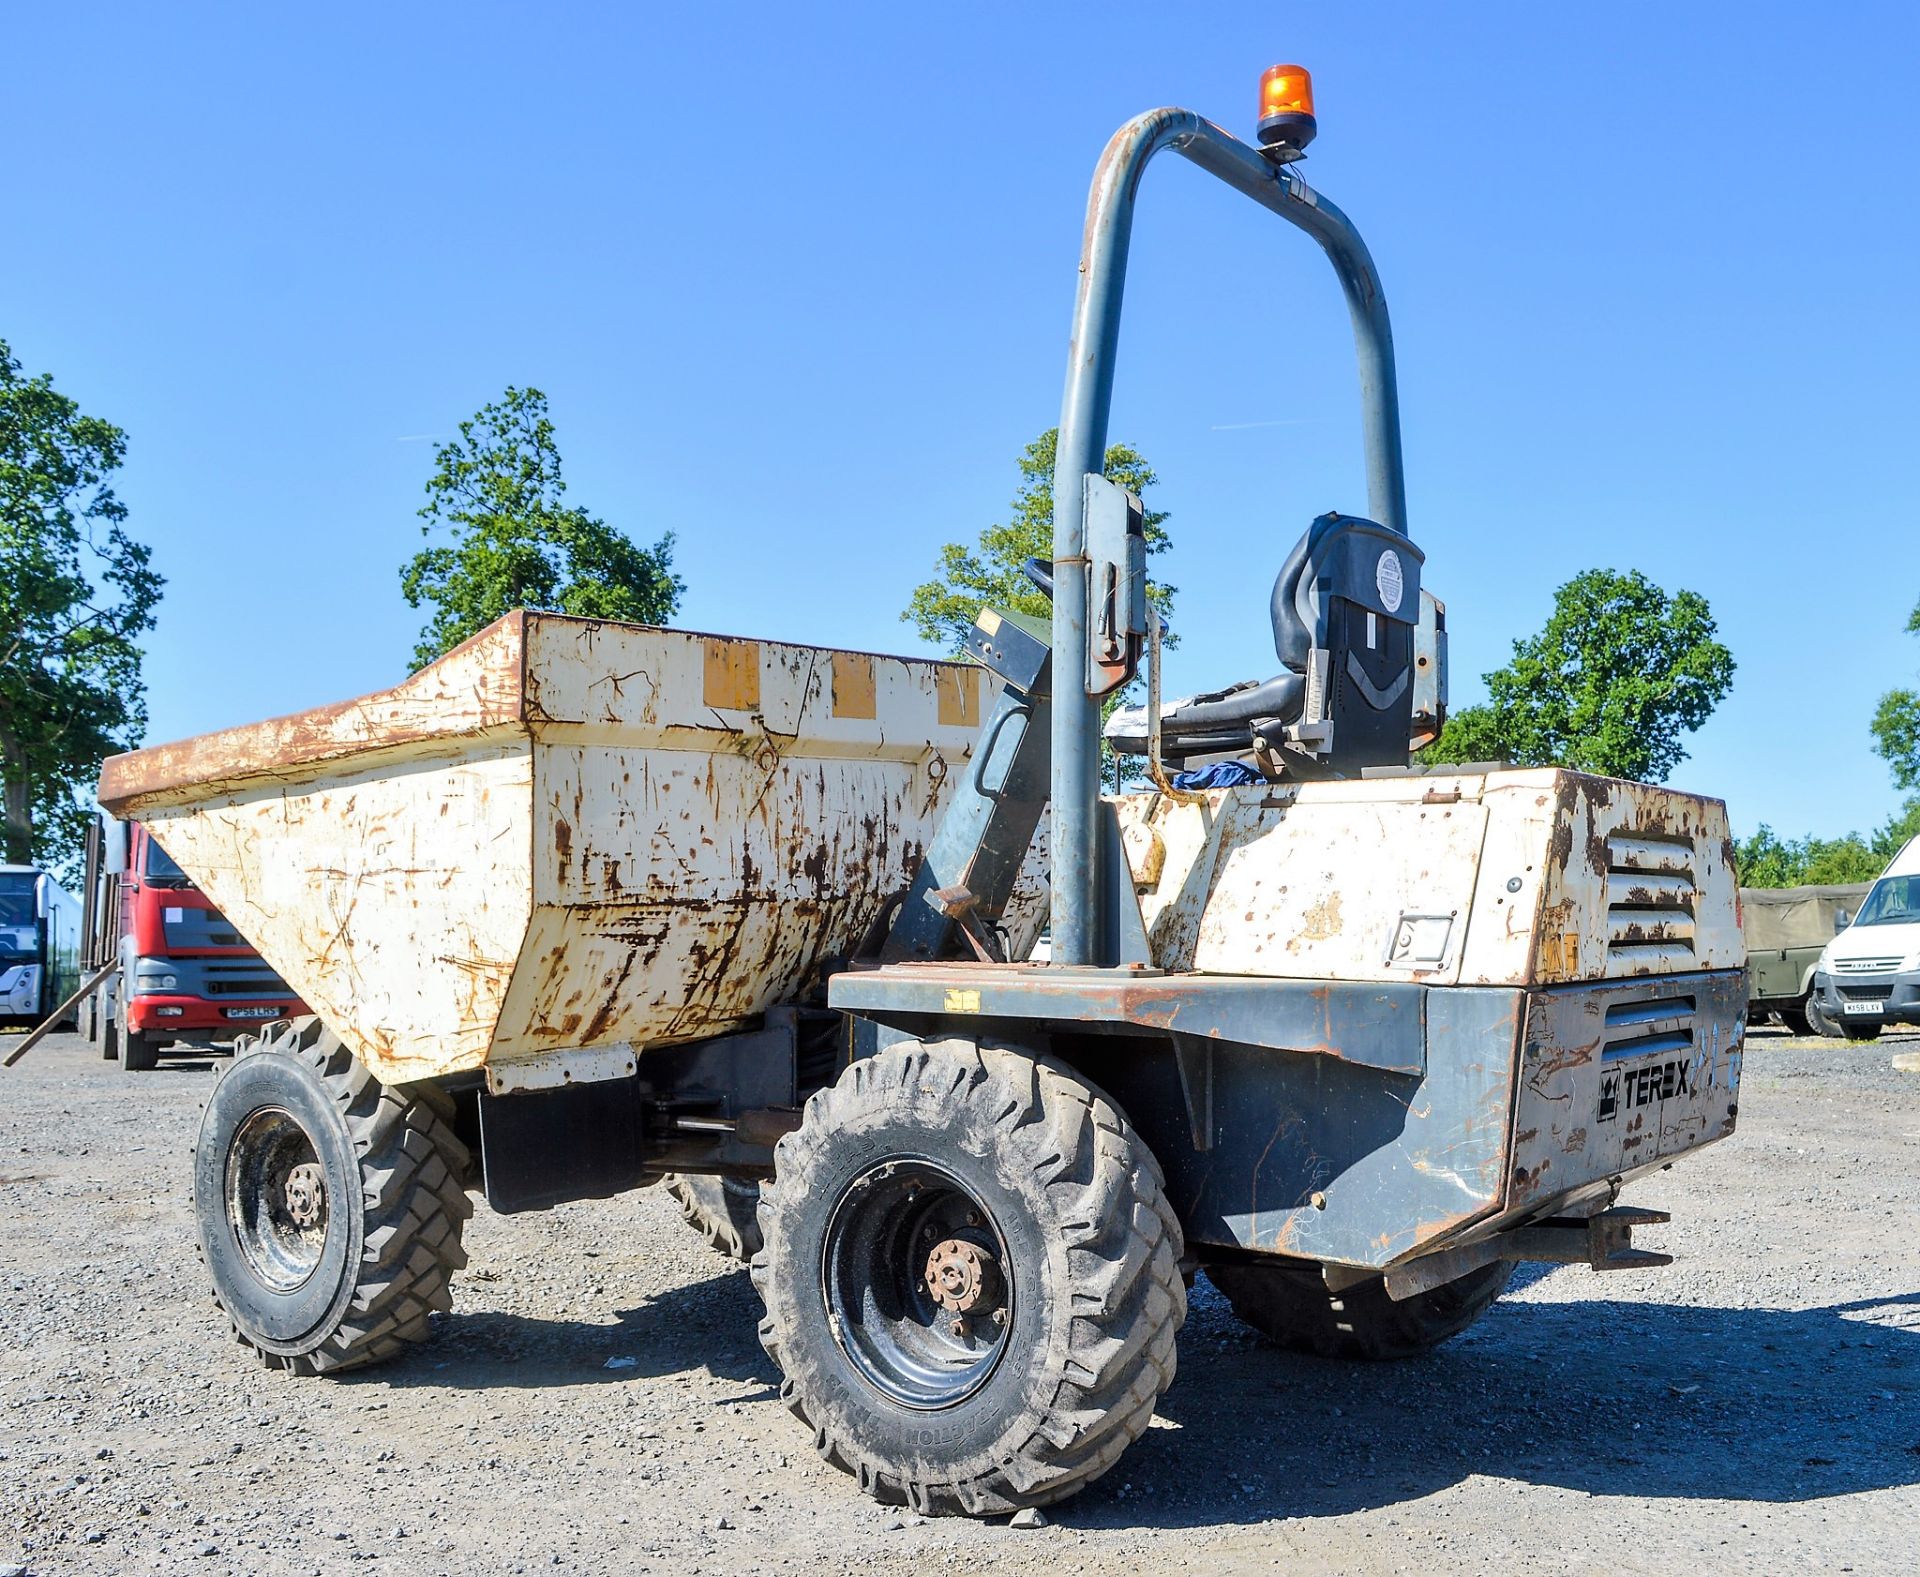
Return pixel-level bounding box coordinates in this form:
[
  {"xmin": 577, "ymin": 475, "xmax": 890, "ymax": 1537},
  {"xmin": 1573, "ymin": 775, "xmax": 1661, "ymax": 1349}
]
[
  {"xmin": 753, "ymin": 1039, "xmax": 1184, "ymax": 1516},
  {"xmin": 193, "ymin": 1015, "xmax": 471, "ymax": 1374},
  {"xmin": 1805, "ymin": 995, "xmax": 1844, "ymax": 1038},
  {"xmin": 121, "ymin": 1027, "xmax": 161, "ymax": 1073}
]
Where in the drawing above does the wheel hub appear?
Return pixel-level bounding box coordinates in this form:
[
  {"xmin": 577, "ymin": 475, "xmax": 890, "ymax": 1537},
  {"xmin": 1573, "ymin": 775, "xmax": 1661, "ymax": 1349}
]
[
  {"xmin": 284, "ymin": 1162, "xmax": 327, "ymax": 1229},
  {"xmin": 924, "ymin": 1236, "xmax": 998, "ymax": 1315},
  {"xmin": 225, "ymin": 1106, "xmax": 330, "ymax": 1294},
  {"xmin": 823, "ymin": 1158, "xmax": 1016, "ymax": 1410}
]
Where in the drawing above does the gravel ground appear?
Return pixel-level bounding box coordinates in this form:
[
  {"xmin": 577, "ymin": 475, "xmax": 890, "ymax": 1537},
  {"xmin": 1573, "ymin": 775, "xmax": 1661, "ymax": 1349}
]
[{"xmin": 3, "ymin": 1023, "xmax": 1918, "ymax": 1576}]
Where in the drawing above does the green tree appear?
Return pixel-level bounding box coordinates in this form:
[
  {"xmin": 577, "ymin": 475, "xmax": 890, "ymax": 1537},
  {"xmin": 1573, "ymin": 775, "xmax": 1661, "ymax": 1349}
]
[
  {"xmin": 1423, "ymin": 568, "xmax": 1734, "ymax": 783},
  {"xmin": 1735, "ymin": 797, "xmax": 1920, "ymax": 887},
  {"xmin": 1734, "ymin": 825, "xmax": 1884, "ymax": 887},
  {"xmin": 400, "ymin": 386, "xmax": 683, "ymax": 669},
  {"xmin": 905, "ymin": 428, "xmax": 1174, "ymax": 652},
  {"xmin": 1, "ymin": 338, "xmax": 163, "ymax": 878},
  {"xmin": 1870, "ymin": 595, "xmax": 1920, "ymax": 790},
  {"xmin": 904, "ymin": 428, "xmax": 1174, "ymax": 788},
  {"xmin": 1880, "ymin": 796, "xmax": 1920, "ymax": 862}
]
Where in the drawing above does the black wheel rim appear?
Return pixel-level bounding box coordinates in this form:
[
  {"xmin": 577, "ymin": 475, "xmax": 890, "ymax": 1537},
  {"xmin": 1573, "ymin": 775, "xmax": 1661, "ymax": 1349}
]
[
  {"xmin": 822, "ymin": 1158, "xmax": 1015, "ymax": 1411},
  {"xmin": 224, "ymin": 1106, "xmax": 330, "ymax": 1293}
]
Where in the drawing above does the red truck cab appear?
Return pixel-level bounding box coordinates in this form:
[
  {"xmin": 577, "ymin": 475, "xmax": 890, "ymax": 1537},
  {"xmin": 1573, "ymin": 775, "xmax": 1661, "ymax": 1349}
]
[{"xmin": 86, "ymin": 817, "xmax": 306, "ymax": 1069}]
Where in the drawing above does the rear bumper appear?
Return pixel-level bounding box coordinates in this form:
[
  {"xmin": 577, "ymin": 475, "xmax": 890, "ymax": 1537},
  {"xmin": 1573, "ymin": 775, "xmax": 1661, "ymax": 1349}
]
[
  {"xmin": 1504, "ymin": 969, "xmax": 1745, "ymax": 1219},
  {"xmin": 1812, "ymin": 968, "xmax": 1920, "ymax": 1026},
  {"xmin": 1376, "ymin": 970, "xmax": 1745, "ymax": 1282}
]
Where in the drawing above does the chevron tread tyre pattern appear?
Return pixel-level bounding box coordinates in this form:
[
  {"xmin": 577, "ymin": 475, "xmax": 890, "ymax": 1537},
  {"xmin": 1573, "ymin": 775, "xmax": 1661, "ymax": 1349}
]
[
  {"xmin": 199, "ymin": 1016, "xmax": 471, "ymax": 1375},
  {"xmin": 752, "ymin": 1038, "xmax": 1184, "ymax": 1515}
]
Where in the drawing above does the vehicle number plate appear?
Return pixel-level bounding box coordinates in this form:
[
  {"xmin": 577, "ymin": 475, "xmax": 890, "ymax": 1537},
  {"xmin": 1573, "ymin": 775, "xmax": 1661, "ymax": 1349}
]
[
  {"xmin": 225, "ymin": 1006, "xmax": 279, "ymax": 1020},
  {"xmin": 1843, "ymin": 1000, "xmax": 1885, "ymax": 1016}
]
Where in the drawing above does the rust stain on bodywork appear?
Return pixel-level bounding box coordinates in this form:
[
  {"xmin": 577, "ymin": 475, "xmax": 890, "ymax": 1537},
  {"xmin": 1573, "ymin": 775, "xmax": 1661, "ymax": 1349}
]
[
  {"xmin": 98, "ymin": 613, "xmax": 531, "ymax": 815},
  {"xmin": 1299, "ymin": 889, "xmax": 1343, "ymax": 941}
]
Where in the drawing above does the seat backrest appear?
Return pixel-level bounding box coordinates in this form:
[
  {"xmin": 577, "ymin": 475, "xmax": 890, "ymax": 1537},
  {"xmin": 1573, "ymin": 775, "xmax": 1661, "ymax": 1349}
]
[
  {"xmin": 1269, "ymin": 513, "xmax": 1425, "ymax": 771},
  {"xmin": 1267, "ymin": 523, "xmax": 1320, "ymax": 673}
]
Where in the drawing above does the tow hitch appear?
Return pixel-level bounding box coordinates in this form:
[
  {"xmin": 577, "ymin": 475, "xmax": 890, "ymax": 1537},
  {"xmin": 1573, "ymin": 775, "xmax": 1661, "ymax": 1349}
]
[{"xmin": 1376, "ymin": 1206, "xmax": 1674, "ymax": 1302}]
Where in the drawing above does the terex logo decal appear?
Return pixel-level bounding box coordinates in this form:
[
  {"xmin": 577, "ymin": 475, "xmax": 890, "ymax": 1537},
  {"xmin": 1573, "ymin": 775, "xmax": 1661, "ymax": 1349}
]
[
  {"xmin": 1596, "ymin": 1058, "xmax": 1692, "ymax": 1122},
  {"xmin": 1597, "ymin": 1073, "xmax": 1620, "ymax": 1122}
]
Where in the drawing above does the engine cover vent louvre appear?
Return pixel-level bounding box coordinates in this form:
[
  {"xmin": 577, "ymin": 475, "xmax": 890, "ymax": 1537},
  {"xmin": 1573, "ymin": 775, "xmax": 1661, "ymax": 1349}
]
[
  {"xmin": 1601, "ymin": 991, "xmax": 1697, "ymax": 1062},
  {"xmin": 1606, "ymin": 832, "xmax": 1698, "ymax": 970}
]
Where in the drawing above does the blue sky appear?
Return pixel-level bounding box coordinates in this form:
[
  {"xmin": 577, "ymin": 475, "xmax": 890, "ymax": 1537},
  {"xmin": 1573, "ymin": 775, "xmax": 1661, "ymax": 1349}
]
[{"xmin": 8, "ymin": 3, "xmax": 1917, "ymax": 840}]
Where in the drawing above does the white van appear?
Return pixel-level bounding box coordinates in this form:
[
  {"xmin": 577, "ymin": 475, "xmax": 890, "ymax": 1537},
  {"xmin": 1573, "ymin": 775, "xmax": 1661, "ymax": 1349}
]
[{"xmin": 1810, "ymin": 834, "xmax": 1920, "ymax": 1040}]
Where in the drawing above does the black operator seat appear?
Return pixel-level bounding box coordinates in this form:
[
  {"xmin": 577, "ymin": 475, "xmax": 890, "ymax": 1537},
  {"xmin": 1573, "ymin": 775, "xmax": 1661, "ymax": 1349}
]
[{"xmin": 1105, "ymin": 512, "xmax": 1425, "ymax": 774}]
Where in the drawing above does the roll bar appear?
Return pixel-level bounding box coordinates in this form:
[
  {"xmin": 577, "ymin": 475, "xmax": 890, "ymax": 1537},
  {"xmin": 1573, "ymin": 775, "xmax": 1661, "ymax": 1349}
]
[{"xmin": 1048, "ymin": 108, "xmax": 1407, "ymax": 966}]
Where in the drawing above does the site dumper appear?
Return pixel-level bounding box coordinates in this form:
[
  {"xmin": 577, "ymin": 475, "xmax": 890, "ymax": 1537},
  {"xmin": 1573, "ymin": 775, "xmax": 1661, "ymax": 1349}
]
[{"xmin": 99, "ymin": 69, "xmax": 1747, "ymax": 1519}]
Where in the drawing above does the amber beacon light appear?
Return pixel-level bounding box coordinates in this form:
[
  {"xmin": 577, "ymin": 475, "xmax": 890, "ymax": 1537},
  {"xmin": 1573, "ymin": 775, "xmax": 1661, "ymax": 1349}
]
[{"xmin": 1256, "ymin": 63, "xmax": 1317, "ymax": 154}]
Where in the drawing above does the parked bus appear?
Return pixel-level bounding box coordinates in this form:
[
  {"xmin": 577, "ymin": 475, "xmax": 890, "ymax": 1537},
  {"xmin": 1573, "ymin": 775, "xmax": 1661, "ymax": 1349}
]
[{"xmin": 0, "ymin": 864, "xmax": 83, "ymax": 1027}]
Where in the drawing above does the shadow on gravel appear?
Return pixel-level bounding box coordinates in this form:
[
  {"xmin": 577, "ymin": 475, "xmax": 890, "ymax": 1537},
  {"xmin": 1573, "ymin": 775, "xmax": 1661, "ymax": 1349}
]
[
  {"xmin": 336, "ymin": 1254, "xmax": 1920, "ymax": 1529},
  {"xmin": 1059, "ymin": 1281, "xmax": 1920, "ymax": 1529},
  {"xmin": 363, "ymin": 1264, "xmax": 780, "ymax": 1395}
]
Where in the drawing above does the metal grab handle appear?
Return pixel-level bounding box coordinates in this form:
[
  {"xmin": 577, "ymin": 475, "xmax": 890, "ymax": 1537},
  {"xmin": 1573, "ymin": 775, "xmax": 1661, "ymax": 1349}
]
[
  {"xmin": 968, "ymin": 696, "xmax": 1031, "ymax": 803},
  {"xmin": 1034, "ymin": 554, "xmax": 1177, "ymax": 632}
]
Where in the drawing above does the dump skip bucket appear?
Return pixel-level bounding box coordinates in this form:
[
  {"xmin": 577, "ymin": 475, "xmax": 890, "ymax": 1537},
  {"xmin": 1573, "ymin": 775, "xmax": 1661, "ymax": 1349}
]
[{"xmin": 99, "ymin": 612, "xmax": 997, "ymax": 1084}]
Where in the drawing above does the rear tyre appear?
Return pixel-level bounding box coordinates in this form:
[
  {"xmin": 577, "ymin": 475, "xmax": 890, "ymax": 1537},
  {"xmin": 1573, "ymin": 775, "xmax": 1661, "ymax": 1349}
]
[
  {"xmin": 1778, "ymin": 1005, "xmax": 1813, "ymax": 1037},
  {"xmin": 665, "ymin": 1174, "xmax": 764, "ymax": 1262},
  {"xmin": 753, "ymin": 1038, "xmax": 1185, "ymax": 1516},
  {"xmin": 1207, "ymin": 1258, "xmax": 1513, "ymax": 1361},
  {"xmin": 121, "ymin": 1028, "xmax": 161, "ymax": 1073},
  {"xmin": 193, "ymin": 1015, "xmax": 471, "ymax": 1374},
  {"xmin": 1805, "ymin": 995, "xmax": 1844, "ymax": 1038}
]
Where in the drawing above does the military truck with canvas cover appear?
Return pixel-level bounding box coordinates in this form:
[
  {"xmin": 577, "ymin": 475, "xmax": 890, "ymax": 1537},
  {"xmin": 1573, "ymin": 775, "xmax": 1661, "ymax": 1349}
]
[{"xmin": 1740, "ymin": 882, "xmax": 1870, "ymax": 1035}]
